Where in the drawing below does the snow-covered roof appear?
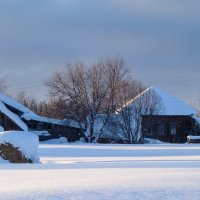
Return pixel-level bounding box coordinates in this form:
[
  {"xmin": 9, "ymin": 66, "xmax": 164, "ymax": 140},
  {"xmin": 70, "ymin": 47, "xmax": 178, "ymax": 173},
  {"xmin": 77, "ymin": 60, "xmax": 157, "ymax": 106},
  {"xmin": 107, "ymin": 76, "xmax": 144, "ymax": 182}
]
[
  {"xmin": 0, "ymin": 101, "xmax": 28, "ymax": 131},
  {"xmin": 0, "ymin": 93, "xmax": 35, "ymax": 115},
  {"xmin": 151, "ymin": 87, "xmax": 196, "ymax": 115},
  {"xmin": 22, "ymin": 113, "xmax": 64, "ymax": 125},
  {"xmin": 126, "ymin": 86, "xmax": 196, "ymax": 116},
  {"xmin": 22, "ymin": 113, "xmax": 81, "ymax": 128},
  {"xmin": 0, "ymin": 92, "xmax": 81, "ymax": 129}
]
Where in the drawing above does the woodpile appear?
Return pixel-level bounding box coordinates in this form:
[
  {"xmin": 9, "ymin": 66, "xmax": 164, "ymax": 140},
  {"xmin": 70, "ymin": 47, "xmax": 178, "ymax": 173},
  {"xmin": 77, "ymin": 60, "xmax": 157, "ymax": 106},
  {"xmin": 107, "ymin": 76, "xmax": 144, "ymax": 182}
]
[{"xmin": 0, "ymin": 143, "xmax": 32, "ymax": 163}]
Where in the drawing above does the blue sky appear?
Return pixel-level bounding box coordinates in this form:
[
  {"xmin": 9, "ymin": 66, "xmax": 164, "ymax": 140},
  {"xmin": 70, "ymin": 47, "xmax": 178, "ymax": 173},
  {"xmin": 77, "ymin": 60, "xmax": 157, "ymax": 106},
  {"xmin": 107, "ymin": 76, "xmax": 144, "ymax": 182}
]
[{"xmin": 0, "ymin": 0, "xmax": 199, "ymax": 105}]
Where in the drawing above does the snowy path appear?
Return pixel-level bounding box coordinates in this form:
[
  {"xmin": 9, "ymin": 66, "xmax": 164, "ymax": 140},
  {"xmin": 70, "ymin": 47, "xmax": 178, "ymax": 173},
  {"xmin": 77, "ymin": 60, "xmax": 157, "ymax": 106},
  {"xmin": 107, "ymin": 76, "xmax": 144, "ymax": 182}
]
[{"xmin": 0, "ymin": 143, "xmax": 200, "ymax": 199}]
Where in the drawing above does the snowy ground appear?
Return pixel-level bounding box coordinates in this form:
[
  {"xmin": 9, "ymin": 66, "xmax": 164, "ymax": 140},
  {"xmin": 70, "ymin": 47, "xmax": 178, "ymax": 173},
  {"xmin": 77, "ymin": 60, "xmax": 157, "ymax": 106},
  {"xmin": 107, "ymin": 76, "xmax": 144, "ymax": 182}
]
[{"xmin": 0, "ymin": 142, "xmax": 200, "ymax": 200}]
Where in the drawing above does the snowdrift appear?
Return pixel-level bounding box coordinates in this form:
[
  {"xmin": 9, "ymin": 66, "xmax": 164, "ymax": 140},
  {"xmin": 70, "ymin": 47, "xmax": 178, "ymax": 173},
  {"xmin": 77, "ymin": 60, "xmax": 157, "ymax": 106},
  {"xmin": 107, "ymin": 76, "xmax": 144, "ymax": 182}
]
[{"xmin": 0, "ymin": 131, "xmax": 39, "ymax": 163}]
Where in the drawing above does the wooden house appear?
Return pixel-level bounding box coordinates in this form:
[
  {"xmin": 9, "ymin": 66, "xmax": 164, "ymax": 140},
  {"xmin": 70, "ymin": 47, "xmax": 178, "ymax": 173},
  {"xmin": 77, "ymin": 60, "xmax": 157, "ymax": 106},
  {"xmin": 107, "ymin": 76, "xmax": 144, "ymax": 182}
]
[
  {"xmin": 0, "ymin": 93, "xmax": 83, "ymax": 142},
  {"xmin": 121, "ymin": 87, "xmax": 199, "ymax": 143}
]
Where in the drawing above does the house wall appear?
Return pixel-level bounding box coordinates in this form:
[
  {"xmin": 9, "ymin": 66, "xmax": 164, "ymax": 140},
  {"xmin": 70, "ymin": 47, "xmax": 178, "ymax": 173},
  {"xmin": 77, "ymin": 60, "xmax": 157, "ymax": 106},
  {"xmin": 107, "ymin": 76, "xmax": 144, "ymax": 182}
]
[
  {"xmin": 0, "ymin": 113, "xmax": 22, "ymax": 131},
  {"xmin": 141, "ymin": 115, "xmax": 196, "ymax": 143},
  {"xmin": 25, "ymin": 120, "xmax": 83, "ymax": 142}
]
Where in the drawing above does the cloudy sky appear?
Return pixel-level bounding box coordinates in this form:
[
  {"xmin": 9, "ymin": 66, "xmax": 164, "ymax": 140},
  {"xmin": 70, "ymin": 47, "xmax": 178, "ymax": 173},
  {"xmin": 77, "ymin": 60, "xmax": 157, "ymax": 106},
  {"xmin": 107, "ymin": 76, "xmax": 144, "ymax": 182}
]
[{"xmin": 0, "ymin": 0, "xmax": 199, "ymax": 105}]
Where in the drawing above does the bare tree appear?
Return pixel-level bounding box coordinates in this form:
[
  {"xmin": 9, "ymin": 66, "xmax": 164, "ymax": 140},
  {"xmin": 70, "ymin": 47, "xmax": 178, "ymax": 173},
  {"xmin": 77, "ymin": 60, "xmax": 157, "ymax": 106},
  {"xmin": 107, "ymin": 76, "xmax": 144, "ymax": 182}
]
[
  {"xmin": 46, "ymin": 58, "xmax": 164, "ymax": 143},
  {"xmin": 16, "ymin": 91, "xmax": 30, "ymax": 107},
  {"xmin": 0, "ymin": 79, "xmax": 7, "ymax": 93},
  {"xmin": 116, "ymin": 87, "xmax": 164, "ymax": 143},
  {"xmin": 47, "ymin": 58, "xmax": 130, "ymax": 142},
  {"xmin": 15, "ymin": 91, "xmax": 38, "ymax": 113}
]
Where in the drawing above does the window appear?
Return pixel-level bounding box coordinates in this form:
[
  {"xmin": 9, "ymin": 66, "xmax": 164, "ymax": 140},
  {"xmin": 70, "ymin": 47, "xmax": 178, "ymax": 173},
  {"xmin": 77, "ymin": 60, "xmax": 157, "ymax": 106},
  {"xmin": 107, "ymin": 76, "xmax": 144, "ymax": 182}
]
[
  {"xmin": 48, "ymin": 124, "xmax": 52, "ymax": 130},
  {"xmin": 157, "ymin": 124, "xmax": 165, "ymax": 135},
  {"xmin": 143, "ymin": 128, "xmax": 152, "ymax": 136},
  {"xmin": 170, "ymin": 123, "xmax": 176, "ymax": 135}
]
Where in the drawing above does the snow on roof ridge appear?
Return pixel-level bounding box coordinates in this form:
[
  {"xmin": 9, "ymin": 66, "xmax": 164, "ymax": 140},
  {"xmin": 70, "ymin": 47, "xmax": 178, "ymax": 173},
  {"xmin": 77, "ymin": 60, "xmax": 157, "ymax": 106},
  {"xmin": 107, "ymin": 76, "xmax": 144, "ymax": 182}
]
[
  {"xmin": 121, "ymin": 86, "xmax": 152, "ymax": 108},
  {"xmin": 0, "ymin": 101, "xmax": 28, "ymax": 131},
  {"xmin": 121, "ymin": 86, "xmax": 196, "ymax": 116},
  {"xmin": 0, "ymin": 92, "xmax": 35, "ymax": 115}
]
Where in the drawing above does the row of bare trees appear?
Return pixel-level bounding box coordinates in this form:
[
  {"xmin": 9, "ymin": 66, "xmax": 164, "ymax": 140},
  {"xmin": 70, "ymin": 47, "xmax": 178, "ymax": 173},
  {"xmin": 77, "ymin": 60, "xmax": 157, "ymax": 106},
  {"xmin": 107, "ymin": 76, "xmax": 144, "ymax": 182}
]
[{"xmin": 15, "ymin": 91, "xmax": 68, "ymax": 119}]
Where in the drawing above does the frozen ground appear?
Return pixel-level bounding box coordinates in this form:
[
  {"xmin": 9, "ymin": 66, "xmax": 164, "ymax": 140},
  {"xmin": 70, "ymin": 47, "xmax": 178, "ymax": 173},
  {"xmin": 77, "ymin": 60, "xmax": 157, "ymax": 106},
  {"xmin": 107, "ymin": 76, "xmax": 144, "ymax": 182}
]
[{"xmin": 0, "ymin": 142, "xmax": 200, "ymax": 200}]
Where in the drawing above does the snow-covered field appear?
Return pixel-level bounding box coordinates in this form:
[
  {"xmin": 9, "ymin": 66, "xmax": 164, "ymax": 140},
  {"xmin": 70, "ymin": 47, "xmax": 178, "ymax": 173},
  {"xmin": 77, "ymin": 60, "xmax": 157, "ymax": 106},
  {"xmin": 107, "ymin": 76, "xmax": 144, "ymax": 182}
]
[{"xmin": 1, "ymin": 142, "xmax": 200, "ymax": 200}]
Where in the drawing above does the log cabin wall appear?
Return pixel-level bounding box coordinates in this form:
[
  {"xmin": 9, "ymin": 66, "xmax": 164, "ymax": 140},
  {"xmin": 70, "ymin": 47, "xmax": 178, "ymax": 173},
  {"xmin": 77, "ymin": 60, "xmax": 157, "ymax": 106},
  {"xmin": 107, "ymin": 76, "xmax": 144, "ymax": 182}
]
[
  {"xmin": 141, "ymin": 115, "xmax": 196, "ymax": 143},
  {"xmin": 0, "ymin": 113, "xmax": 22, "ymax": 131},
  {"xmin": 25, "ymin": 120, "xmax": 82, "ymax": 142}
]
